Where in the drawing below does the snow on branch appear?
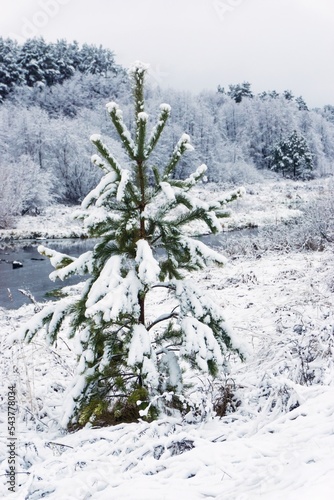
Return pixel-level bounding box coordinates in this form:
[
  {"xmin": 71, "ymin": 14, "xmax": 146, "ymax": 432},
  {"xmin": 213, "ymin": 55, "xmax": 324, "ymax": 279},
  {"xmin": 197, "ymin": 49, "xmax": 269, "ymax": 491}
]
[
  {"xmin": 75, "ymin": 207, "xmax": 122, "ymax": 235},
  {"xmin": 128, "ymin": 324, "xmax": 159, "ymax": 388},
  {"xmin": 128, "ymin": 60, "xmax": 150, "ymax": 76},
  {"xmin": 147, "ymin": 310, "xmax": 179, "ymax": 331},
  {"xmin": 116, "ymin": 169, "xmax": 131, "ymax": 202},
  {"xmin": 86, "ymin": 269, "xmax": 142, "ymax": 323},
  {"xmin": 49, "ymin": 251, "xmax": 93, "ymax": 282},
  {"xmin": 175, "ymin": 279, "xmax": 249, "ymax": 359},
  {"xmin": 136, "ymin": 239, "xmax": 161, "ymax": 285},
  {"xmin": 145, "ymin": 103, "xmax": 171, "ymax": 158},
  {"xmin": 38, "ymin": 245, "xmax": 74, "ymax": 270},
  {"xmin": 16, "ymin": 302, "xmax": 56, "ymax": 343},
  {"xmin": 105, "ymin": 102, "xmax": 136, "ymax": 159},
  {"xmin": 182, "ymin": 163, "xmax": 208, "ymax": 189},
  {"xmin": 179, "ymin": 236, "xmax": 227, "ymax": 268},
  {"xmin": 180, "ymin": 316, "xmax": 225, "ymax": 371},
  {"xmin": 137, "ymin": 112, "xmax": 149, "ymax": 123},
  {"xmin": 160, "ymin": 103, "xmax": 171, "ymax": 113},
  {"xmin": 90, "ymin": 135, "xmax": 123, "ymax": 178},
  {"xmin": 212, "ymin": 186, "xmax": 246, "ymax": 209},
  {"xmin": 91, "ymin": 154, "xmax": 109, "ymax": 174},
  {"xmin": 47, "ymin": 298, "xmax": 78, "ymax": 344},
  {"xmin": 127, "ymin": 323, "xmax": 151, "ymax": 365},
  {"xmin": 16, "ymin": 296, "xmax": 76, "ymax": 345},
  {"xmin": 85, "ymin": 255, "xmax": 123, "ymax": 309},
  {"xmin": 159, "ymin": 181, "xmax": 176, "ymax": 202},
  {"xmin": 163, "ymin": 133, "xmax": 195, "ymax": 179},
  {"xmin": 81, "ymin": 171, "xmax": 118, "ymax": 209}
]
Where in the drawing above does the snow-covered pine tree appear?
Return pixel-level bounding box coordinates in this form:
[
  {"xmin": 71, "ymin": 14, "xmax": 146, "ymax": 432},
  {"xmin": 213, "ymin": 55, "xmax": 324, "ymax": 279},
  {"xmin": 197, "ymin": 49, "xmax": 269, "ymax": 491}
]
[
  {"xmin": 18, "ymin": 61, "xmax": 246, "ymax": 428},
  {"xmin": 270, "ymin": 130, "xmax": 313, "ymax": 179}
]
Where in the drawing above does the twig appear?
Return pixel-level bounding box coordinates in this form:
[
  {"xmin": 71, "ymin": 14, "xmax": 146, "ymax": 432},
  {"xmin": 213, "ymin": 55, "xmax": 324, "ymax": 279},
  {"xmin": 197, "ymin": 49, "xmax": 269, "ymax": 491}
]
[
  {"xmin": 147, "ymin": 309, "xmax": 179, "ymax": 331},
  {"xmin": 46, "ymin": 441, "xmax": 74, "ymax": 449},
  {"xmin": 18, "ymin": 289, "xmax": 42, "ymax": 312}
]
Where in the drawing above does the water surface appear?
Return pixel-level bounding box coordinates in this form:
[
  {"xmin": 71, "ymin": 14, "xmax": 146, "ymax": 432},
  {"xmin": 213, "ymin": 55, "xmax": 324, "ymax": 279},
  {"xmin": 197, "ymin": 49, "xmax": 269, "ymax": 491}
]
[{"xmin": 0, "ymin": 239, "xmax": 95, "ymax": 309}]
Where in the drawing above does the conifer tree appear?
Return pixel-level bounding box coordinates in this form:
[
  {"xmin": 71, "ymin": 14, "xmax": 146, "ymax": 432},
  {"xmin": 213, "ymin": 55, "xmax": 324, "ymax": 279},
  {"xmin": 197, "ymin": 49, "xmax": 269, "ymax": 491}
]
[
  {"xmin": 0, "ymin": 38, "xmax": 22, "ymax": 102},
  {"xmin": 227, "ymin": 82, "xmax": 253, "ymax": 103},
  {"xmin": 270, "ymin": 130, "xmax": 313, "ymax": 179},
  {"xmin": 19, "ymin": 62, "xmax": 246, "ymax": 428}
]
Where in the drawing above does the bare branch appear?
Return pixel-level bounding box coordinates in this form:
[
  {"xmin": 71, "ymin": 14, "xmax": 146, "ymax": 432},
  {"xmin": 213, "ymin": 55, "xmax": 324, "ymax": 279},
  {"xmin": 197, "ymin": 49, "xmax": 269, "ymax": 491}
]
[{"xmin": 147, "ymin": 309, "xmax": 179, "ymax": 331}]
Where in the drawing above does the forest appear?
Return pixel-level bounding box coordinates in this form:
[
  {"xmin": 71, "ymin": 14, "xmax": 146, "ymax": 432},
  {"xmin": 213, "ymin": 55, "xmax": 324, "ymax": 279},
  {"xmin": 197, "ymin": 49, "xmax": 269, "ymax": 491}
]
[{"xmin": 1, "ymin": 37, "xmax": 334, "ymax": 228}]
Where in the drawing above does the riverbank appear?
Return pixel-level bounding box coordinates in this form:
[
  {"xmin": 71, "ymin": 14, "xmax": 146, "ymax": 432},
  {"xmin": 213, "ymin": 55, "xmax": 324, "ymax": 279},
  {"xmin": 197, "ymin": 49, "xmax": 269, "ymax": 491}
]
[
  {"xmin": 1, "ymin": 178, "xmax": 320, "ymax": 242},
  {"xmin": 0, "ymin": 205, "xmax": 86, "ymax": 242}
]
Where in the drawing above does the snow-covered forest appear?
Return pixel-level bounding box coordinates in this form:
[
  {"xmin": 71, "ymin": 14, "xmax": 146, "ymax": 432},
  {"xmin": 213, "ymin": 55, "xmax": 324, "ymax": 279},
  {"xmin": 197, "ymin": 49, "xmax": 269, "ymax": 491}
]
[
  {"xmin": 1, "ymin": 39, "xmax": 334, "ymax": 499},
  {"xmin": 1, "ymin": 38, "xmax": 334, "ymax": 227}
]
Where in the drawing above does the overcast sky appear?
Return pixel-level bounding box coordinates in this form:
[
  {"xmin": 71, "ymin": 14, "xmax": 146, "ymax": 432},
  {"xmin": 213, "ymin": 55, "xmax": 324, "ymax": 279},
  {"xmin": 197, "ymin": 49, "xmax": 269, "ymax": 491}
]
[{"xmin": 1, "ymin": 0, "xmax": 333, "ymax": 108}]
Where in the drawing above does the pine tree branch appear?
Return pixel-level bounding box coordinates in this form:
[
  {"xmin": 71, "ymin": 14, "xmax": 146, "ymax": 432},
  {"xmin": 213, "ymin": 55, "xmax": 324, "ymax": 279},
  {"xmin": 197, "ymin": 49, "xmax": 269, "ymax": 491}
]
[
  {"xmin": 163, "ymin": 133, "xmax": 194, "ymax": 179},
  {"xmin": 173, "ymin": 163, "xmax": 207, "ymax": 190},
  {"xmin": 151, "ymin": 282, "xmax": 176, "ymax": 291},
  {"xmin": 136, "ymin": 112, "xmax": 148, "ymax": 160},
  {"xmin": 90, "ymin": 135, "xmax": 123, "ymax": 176},
  {"xmin": 130, "ymin": 61, "xmax": 147, "ymax": 116},
  {"xmin": 105, "ymin": 103, "xmax": 136, "ymax": 160},
  {"xmin": 156, "ymin": 347, "xmax": 181, "ymax": 355},
  {"xmin": 147, "ymin": 308, "xmax": 179, "ymax": 331},
  {"xmin": 145, "ymin": 104, "xmax": 171, "ymax": 158}
]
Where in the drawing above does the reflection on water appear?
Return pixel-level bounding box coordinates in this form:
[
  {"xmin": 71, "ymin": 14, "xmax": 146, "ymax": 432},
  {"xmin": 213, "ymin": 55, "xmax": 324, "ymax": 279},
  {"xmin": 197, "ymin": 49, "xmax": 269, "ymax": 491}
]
[{"xmin": 0, "ymin": 239, "xmax": 96, "ymax": 310}]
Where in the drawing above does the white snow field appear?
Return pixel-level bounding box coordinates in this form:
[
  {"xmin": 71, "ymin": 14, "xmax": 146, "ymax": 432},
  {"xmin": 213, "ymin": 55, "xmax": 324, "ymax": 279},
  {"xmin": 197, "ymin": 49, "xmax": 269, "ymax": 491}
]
[
  {"xmin": 1, "ymin": 179, "xmax": 334, "ymax": 499},
  {"xmin": 0, "ymin": 177, "xmax": 312, "ymax": 241}
]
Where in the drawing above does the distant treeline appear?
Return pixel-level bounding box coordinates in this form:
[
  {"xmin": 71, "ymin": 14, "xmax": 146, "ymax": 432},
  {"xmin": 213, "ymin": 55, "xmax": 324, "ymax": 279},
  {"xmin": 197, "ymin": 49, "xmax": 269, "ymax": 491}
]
[
  {"xmin": 0, "ymin": 37, "xmax": 124, "ymax": 102},
  {"xmin": 1, "ymin": 38, "xmax": 334, "ymax": 228}
]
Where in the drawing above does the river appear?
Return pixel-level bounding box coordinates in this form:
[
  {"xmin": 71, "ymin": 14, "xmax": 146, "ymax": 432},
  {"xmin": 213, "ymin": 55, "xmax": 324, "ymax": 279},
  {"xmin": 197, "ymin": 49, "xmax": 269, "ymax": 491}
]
[
  {"xmin": 0, "ymin": 239, "xmax": 95, "ymax": 309},
  {"xmin": 0, "ymin": 230, "xmax": 258, "ymax": 310}
]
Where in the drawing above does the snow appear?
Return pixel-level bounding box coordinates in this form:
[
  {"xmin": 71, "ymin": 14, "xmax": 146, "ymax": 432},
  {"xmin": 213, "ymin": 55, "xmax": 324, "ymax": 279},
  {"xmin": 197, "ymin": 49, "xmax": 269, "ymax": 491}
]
[
  {"xmin": 129, "ymin": 60, "xmax": 150, "ymax": 75},
  {"xmin": 179, "ymin": 133, "xmax": 194, "ymax": 152},
  {"xmin": 89, "ymin": 133, "xmax": 101, "ymax": 143},
  {"xmin": 76, "ymin": 206, "xmax": 120, "ymax": 233},
  {"xmin": 187, "ymin": 163, "xmax": 207, "ymax": 184},
  {"xmin": 37, "ymin": 244, "xmax": 73, "ymax": 269},
  {"xmin": 180, "ymin": 316, "xmax": 224, "ymax": 370},
  {"xmin": 105, "ymin": 101, "xmax": 118, "ymax": 114},
  {"xmin": 116, "ymin": 169, "xmax": 131, "ymax": 202},
  {"xmin": 106, "ymin": 102, "xmax": 125, "ymax": 123},
  {"xmin": 91, "ymin": 154, "xmax": 103, "ymax": 165},
  {"xmin": 159, "ymin": 103, "xmax": 171, "ymax": 113},
  {"xmin": 159, "ymin": 350, "xmax": 182, "ymax": 392},
  {"xmin": 111, "ymin": 270, "xmax": 142, "ymax": 320},
  {"xmin": 135, "ymin": 239, "xmax": 161, "ymax": 285},
  {"xmin": 0, "ymin": 179, "xmax": 319, "ymax": 242},
  {"xmin": 1, "ymin": 179, "xmax": 334, "ymax": 498},
  {"xmin": 86, "ymin": 268, "xmax": 142, "ymax": 322},
  {"xmin": 0, "ymin": 204, "xmax": 85, "ymax": 240},
  {"xmin": 90, "ymin": 154, "xmax": 109, "ymax": 174},
  {"xmin": 1, "ymin": 245, "xmax": 334, "ymax": 498},
  {"xmin": 159, "ymin": 181, "xmax": 176, "ymax": 202},
  {"xmin": 81, "ymin": 171, "xmax": 118, "ymax": 209},
  {"xmin": 137, "ymin": 111, "xmax": 149, "ymax": 122},
  {"xmin": 180, "ymin": 236, "xmax": 228, "ymax": 267},
  {"xmin": 127, "ymin": 324, "xmax": 153, "ymax": 367},
  {"xmin": 85, "ymin": 254, "xmax": 122, "ymax": 308},
  {"xmin": 49, "ymin": 250, "xmax": 93, "ymax": 281}
]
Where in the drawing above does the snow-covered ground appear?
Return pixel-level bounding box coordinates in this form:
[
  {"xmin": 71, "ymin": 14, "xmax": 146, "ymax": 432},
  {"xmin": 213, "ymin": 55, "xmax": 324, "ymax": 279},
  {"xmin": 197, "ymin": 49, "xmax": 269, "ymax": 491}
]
[
  {"xmin": 1, "ymin": 179, "xmax": 334, "ymax": 499},
  {"xmin": 0, "ymin": 177, "xmax": 323, "ymax": 241},
  {"xmin": 0, "ymin": 205, "xmax": 85, "ymax": 241}
]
